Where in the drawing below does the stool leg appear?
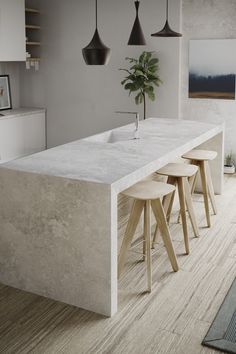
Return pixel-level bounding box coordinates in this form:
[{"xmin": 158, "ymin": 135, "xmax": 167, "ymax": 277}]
[
  {"xmin": 166, "ymin": 190, "xmax": 176, "ymax": 224},
  {"xmin": 177, "ymin": 177, "xmax": 190, "ymax": 255},
  {"xmin": 143, "ymin": 219, "xmax": 146, "ymax": 261},
  {"xmin": 206, "ymin": 161, "xmax": 217, "ymax": 215},
  {"xmin": 177, "ymin": 210, "xmax": 181, "ymax": 224},
  {"xmin": 152, "ymin": 224, "xmax": 159, "ymax": 249},
  {"xmin": 183, "ymin": 177, "xmax": 200, "ymax": 238},
  {"xmin": 144, "ymin": 201, "xmax": 152, "ymax": 292},
  {"xmin": 151, "ymin": 199, "xmax": 179, "ymax": 272},
  {"xmin": 152, "ymin": 191, "xmax": 175, "ymax": 248},
  {"xmin": 118, "ymin": 200, "xmax": 145, "ymax": 278},
  {"xmin": 190, "ymin": 169, "xmax": 198, "ymax": 195},
  {"xmin": 152, "ymin": 176, "xmax": 176, "ymax": 249},
  {"xmin": 199, "ymin": 160, "xmax": 211, "ymax": 227},
  {"xmin": 177, "ymin": 168, "xmax": 198, "ymax": 224}
]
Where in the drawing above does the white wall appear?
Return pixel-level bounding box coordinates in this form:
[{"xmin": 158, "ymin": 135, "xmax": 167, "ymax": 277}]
[
  {"xmin": 20, "ymin": 0, "xmax": 182, "ymax": 148},
  {"xmin": 181, "ymin": 0, "xmax": 236, "ymax": 156}
]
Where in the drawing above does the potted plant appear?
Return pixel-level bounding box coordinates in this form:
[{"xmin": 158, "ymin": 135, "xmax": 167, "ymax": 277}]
[
  {"xmin": 224, "ymin": 151, "xmax": 235, "ymax": 174},
  {"xmin": 120, "ymin": 51, "xmax": 162, "ymax": 120}
]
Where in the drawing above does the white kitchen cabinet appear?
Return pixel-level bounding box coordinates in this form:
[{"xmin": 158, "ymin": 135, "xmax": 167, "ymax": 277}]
[
  {"xmin": 0, "ymin": 0, "xmax": 26, "ymax": 61},
  {"xmin": 0, "ymin": 108, "xmax": 46, "ymax": 163}
]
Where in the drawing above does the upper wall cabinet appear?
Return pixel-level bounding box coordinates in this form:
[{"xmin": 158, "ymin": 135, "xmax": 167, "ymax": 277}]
[{"xmin": 0, "ymin": 0, "xmax": 26, "ymax": 61}]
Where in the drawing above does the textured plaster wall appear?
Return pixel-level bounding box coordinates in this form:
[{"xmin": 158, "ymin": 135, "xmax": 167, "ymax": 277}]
[{"xmin": 181, "ymin": 0, "xmax": 236, "ymax": 156}]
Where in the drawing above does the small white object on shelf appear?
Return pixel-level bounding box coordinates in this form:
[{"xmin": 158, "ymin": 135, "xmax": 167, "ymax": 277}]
[
  {"xmin": 26, "ymin": 58, "xmax": 40, "ymax": 71},
  {"xmin": 35, "ymin": 61, "xmax": 39, "ymax": 71}
]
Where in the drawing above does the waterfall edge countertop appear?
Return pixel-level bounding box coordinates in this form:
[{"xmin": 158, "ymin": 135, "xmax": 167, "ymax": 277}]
[
  {"xmin": 1, "ymin": 118, "xmax": 224, "ymax": 192},
  {"xmin": 0, "ymin": 117, "xmax": 225, "ymax": 317}
]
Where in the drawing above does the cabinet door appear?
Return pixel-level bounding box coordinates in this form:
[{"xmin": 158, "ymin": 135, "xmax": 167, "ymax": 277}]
[
  {"xmin": 0, "ymin": 116, "xmax": 25, "ymax": 162},
  {"xmin": 0, "ymin": 0, "xmax": 26, "ymax": 61},
  {"xmin": 0, "ymin": 112, "xmax": 46, "ymax": 163},
  {"xmin": 22, "ymin": 113, "xmax": 46, "ymax": 156}
]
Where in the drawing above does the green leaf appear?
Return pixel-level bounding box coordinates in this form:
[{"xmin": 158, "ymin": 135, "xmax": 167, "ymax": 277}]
[
  {"xmin": 144, "ymin": 86, "xmax": 154, "ymax": 94},
  {"xmin": 135, "ymin": 92, "xmax": 142, "ymax": 105},
  {"xmin": 148, "ymin": 58, "xmax": 159, "ymax": 66},
  {"xmin": 148, "ymin": 66, "xmax": 158, "ymax": 73},
  {"xmin": 153, "ymin": 78, "xmax": 163, "ymax": 86},
  {"xmin": 135, "ymin": 69, "xmax": 146, "ymax": 77},
  {"xmin": 125, "ymin": 57, "xmax": 138, "ymax": 64},
  {"xmin": 139, "ymin": 51, "xmax": 147, "ymax": 64},
  {"xmin": 124, "ymin": 83, "xmax": 136, "ymax": 91},
  {"xmin": 138, "ymin": 92, "xmax": 144, "ymax": 104},
  {"xmin": 119, "ymin": 68, "xmax": 132, "ymax": 75},
  {"xmin": 147, "ymin": 91, "xmax": 155, "ymax": 101},
  {"xmin": 131, "ymin": 64, "xmax": 143, "ymax": 70},
  {"xmin": 149, "ymin": 75, "xmax": 158, "ymax": 81},
  {"xmin": 121, "ymin": 78, "xmax": 128, "ymax": 85},
  {"xmin": 146, "ymin": 52, "xmax": 152, "ymax": 62}
]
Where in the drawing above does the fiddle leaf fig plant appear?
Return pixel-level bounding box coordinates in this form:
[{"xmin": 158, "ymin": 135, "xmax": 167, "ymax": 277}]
[{"xmin": 120, "ymin": 51, "xmax": 162, "ymax": 119}]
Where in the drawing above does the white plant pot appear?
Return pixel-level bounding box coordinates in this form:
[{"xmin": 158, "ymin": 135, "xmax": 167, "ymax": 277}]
[{"xmin": 224, "ymin": 165, "xmax": 235, "ymax": 174}]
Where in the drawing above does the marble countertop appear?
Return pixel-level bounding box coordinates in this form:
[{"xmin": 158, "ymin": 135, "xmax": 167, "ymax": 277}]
[
  {"xmin": 1, "ymin": 118, "xmax": 224, "ymax": 192},
  {"xmin": 0, "ymin": 107, "xmax": 45, "ymax": 120}
]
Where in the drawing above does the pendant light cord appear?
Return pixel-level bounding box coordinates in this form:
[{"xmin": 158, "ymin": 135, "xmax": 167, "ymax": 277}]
[
  {"xmin": 95, "ymin": 0, "xmax": 98, "ymax": 29},
  {"xmin": 166, "ymin": 0, "xmax": 169, "ymax": 21}
]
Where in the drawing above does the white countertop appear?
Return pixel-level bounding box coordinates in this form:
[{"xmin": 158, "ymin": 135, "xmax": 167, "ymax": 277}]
[
  {"xmin": 1, "ymin": 118, "xmax": 223, "ymax": 191},
  {"xmin": 0, "ymin": 107, "xmax": 45, "ymax": 120}
]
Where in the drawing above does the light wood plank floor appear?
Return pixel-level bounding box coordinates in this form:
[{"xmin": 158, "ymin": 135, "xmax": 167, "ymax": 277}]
[{"xmin": 0, "ymin": 175, "xmax": 236, "ymax": 354}]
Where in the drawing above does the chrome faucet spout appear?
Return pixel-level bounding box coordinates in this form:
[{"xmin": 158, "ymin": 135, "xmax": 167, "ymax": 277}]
[
  {"xmin": 115, "ymin": 111, "xmax": 140, "ymax": 139},
  {"xmin": 135, "ymin": 113, "xmax": 139, "ymax": 131}
]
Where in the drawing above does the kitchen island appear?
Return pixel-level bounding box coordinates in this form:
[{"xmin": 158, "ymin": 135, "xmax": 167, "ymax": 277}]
[{"xmin": 0, "ymin": 118, "xmax": 224, "ymax": 316}]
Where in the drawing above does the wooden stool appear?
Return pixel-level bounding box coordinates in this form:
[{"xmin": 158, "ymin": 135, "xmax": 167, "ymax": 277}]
[
  {"xmin": 182, "ymin": 149, "xmax": 217, "ymax": 228},
  {"xmin": 156, "ymin": 163, "xmax": 199, "ymax": 255},
  {"xmin": 118, "ymin": 180, "xmax": 179, "ymax": 293}
]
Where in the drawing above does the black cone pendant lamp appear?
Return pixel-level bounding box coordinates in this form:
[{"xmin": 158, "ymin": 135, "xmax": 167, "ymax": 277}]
[
  {"xmin": 82, "ymin": 0, "xmax": 111, "ymax": 65},
  {"xmin": 128, "ymin": 1, "xmax": 146, "ymax": 45},
  {"xmin": 151, "ymin": 0, "xmax": 182, "ymax": 38}
]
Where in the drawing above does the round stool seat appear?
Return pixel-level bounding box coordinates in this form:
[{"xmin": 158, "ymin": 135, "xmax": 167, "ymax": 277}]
[
  {"xmin": 182, "ymin": 149, "xmax": 217, "ymax": 161},
  {"xmin": 122, "ymin": 181, "xmax": 175, "ymax": 201},
  {"xmin": 157, "ymin": 163, "xmax": 198, "ymax": 178}
]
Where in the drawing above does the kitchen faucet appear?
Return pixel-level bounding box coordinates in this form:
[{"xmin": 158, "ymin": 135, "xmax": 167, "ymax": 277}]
[{"xmin": 115, "ymin": 111, "xmax": 140, "ymax": 139}]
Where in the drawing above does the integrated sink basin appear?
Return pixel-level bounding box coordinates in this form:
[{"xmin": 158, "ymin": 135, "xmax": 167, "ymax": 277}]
[{"xmin": 84, "ymin": 130, "xmax": 139, "ymax": 144}]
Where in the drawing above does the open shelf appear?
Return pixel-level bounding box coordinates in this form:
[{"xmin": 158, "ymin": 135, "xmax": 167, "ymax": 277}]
[
  {"xmin": 25, "ymin": 3, "xmax": 41, "ymax": 69},
  {"xmin": 26, "ymin": 41, "xmax": 41, "ymax": 46},
  {"xmin": 26, "ymin": 25, "xmax": 40, "ymax": 30},
  {"xmin": 25, "ymin": 8, "xmax": 40, "ymax": 14},
  {"xmin": 26, "ymin": 57, "xmax": 40, "ymax": 61}
]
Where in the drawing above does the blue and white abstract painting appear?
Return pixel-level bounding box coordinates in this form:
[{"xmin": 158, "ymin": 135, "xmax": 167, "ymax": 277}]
[{"xmin": 189, "ymin": 39, "xmax": 236, "ymax": 100}]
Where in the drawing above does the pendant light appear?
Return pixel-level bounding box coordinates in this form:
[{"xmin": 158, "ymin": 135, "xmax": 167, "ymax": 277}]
[
  {"xmin": 82, "ymin": 0, "xmax": 111, "ymax": 65},
  {"xmin": 151, "ymin": 0, "xmax": 182, "ymax": 38},
  {"xmin": 128, "ymin": 1, "xmax": 146, "ymax": 46}
]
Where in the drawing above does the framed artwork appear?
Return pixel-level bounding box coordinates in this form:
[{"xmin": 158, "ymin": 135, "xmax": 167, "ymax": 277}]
[
  {"xmin": 189, "ymin": 39, "xmax": 236, "ymax": 100},
  {"xmin": 0, "ymin": 75, "xmax": 12, "ymax": 110}
]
